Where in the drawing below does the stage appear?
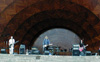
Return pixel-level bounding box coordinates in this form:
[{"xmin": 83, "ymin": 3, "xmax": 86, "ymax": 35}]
[{"xmin": 0, "ymin": 54, "xmax": 100, "ymax": 62}]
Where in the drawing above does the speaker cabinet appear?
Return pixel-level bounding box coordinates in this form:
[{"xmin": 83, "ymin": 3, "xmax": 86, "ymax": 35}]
[{"xmin": 72, "ymin": 48, "xmax": 79, "ymax": 56}]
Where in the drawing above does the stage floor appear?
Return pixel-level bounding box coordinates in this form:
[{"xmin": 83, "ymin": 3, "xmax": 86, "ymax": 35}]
[{"xmin": 0, "ymin": 54, "xmax": 100, "ymax": 62}]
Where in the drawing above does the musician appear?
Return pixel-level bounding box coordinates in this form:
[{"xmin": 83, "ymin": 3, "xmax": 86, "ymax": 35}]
[
  {"xmin": 79, "ymin": 39, "xmax": 88, "ymax": 56},
  {"xmin": 43, "ymin": 36, "xmax": 50, "ymax": 51},
  {"xmin": 9, "ymin": 36, "xmax": 15, "ymax": 54},
  {"xmin": 99, "ymin": 47, "xmax": 100, "ymax": 55}
]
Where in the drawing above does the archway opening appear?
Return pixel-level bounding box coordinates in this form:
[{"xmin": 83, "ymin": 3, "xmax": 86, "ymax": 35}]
[{"xmin": 33, "ymin": 28, "xmax": 81, "ymax": 54}]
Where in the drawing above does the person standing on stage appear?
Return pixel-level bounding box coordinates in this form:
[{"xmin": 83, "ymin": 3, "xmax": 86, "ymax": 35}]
[
  {"xmin": 79, "ymin": 39, "xmax": 88, "ymax": 56},
  {"xmin": 9, "ymin": 36, "xmax": 15, "ymax": 54},
  {"xmin": 79, "ymin": 39, "xmax": 84, "ymax": 56},
  {"xmin": 43, "ymin": 36, "xmax": 50, "ymax": 51},
  {"xmin": 99, "ymin": 47, "xmax": 100, "ymax": 55}
]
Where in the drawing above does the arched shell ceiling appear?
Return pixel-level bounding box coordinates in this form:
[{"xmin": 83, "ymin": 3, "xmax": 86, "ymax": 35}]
[{"xmin": 0, "ymin": 0, "xmax": 100, "ymax": 52}]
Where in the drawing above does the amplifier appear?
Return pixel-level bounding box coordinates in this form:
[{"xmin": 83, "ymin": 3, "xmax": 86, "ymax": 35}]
[{"xmin": 72, "ymin": 48, "xmax": 79, "ymax": 56}]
